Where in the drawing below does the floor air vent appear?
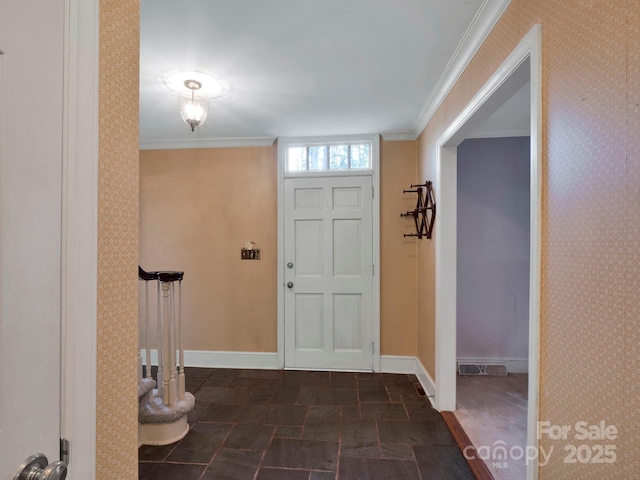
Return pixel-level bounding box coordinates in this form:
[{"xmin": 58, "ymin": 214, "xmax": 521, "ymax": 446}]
[{"xmin": 458, "ymin": 363, "xmax": 508, "ymax": 376}]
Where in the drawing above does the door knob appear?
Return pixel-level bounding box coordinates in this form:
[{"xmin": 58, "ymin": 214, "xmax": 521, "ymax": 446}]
[
  {"xmin": 13, "ymin": 453, "xmax": 67, "ymax": 480},
  {"xmin": 287, "ymin": 282, "xmax": 294, "ymax": 288},
  {"xmin": 287, "ymin": 262, "xmax": 294, "ymax": 269}
]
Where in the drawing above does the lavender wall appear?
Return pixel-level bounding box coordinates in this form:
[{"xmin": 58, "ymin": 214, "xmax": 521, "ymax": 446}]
[{"xmin": 456, "ymin": 136, "xmax": 530, "ymax": 366}]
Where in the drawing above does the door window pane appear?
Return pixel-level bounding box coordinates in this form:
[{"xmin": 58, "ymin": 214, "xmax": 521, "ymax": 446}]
[
  {"xmin": 329, "ymin": 145, "xmax": 348, "ymax": 170},
  {"xmin": 288, "ymin": 142, "xmax": 371, "ymax": 171},
  {"xmin": 350, "ymin": 144, "xmax": 370, "ymax": 169},
  {"xmin": 308, "ymin": 146, "xmax": 328, "ymax": 170},
  {"xmin": 288, "ymin": 147, "xmax": 307, "ymax": 171}
]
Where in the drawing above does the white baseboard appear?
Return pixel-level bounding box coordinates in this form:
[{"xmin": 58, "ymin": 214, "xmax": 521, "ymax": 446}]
[
  {"xmin": 457, "ymin": 356, "xmax": 529, "ymax": 374},
  {"xmin": 140, "ymin": 350, "xmax": 447, "ymax": 396},
  {"xmin": 141, "ymin": 349, "xmax": 279, "ymax": 370},
  {"xmin": 379, "ymin": 355, "xmax": 417, "ymax": 374},
  {"xmin": 415, "ymin": 358, "xmax": 437, "ymax": 408}
]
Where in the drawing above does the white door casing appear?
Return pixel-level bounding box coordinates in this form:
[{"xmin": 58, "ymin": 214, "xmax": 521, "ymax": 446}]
[
  {"xmin": 0, "ymin": 0, "xmax": 65, "ymax": 475},
  {"xmin": 284, "ymin": 176, "xmax": 373, "ymax": 371}
]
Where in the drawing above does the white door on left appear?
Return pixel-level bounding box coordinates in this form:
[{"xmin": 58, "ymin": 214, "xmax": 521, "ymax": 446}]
[{"xmin": 0, "ymin": 1, "xmax": 65, "ymax": 478}]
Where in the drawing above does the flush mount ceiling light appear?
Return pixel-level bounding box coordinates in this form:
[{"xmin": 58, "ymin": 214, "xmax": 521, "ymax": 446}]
[{"xmin": 178, "ymin": 79, "xmax": 209, "ymax": 132}]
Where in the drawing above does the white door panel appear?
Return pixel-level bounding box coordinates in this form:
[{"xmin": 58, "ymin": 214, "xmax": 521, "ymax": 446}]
[
  {"xmin": 284, "ymin": 176, "xmax": 373, "ymax": 371},
  {"xmin": 0, "ymin": 1, "xmax": 64, "ymax": 477}
]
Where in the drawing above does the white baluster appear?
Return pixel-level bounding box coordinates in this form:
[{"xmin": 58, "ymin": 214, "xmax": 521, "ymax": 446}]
[
  {"xmin": 161, "ymin": 281, "xmax": 171, "ymax": 405},
  {"xmin": 178, "ymin": 280, "xmax": 185, "ymax": 400},
  {"xmin": 156, "ymin": 279, "xmax": 163, "ymax": 397},
  {"xmin": 145, "ymin": 279, "xmax": 152, "ymax": 380},
  {"xmin": 168, "ymin": 282, "xmax": 178, "ymax": 406}
]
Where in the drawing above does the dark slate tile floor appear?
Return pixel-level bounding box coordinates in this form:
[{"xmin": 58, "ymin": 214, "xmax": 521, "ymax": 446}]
[{"xmin": 139, "ymin": 368, "xmax": 475, "ymax": 480}]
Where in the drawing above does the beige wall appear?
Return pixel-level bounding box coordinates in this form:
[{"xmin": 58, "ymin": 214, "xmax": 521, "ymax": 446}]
[
  {"xmin": 139, "ymin": 146, "xmax": 279, "ymax": 352},
  {"xmin": 97, "ymin": 0, "xmax": 140, "ymax": 478},
  {"xmin": 380, "ymin": 141, "xmax": 418, "ymax": 356},
  {"xmin": 139, "ymin": 141, "xmax": 419, "ymax": 357},
  {"xmin": 416, "ymin": 0, "xmax": 639, "ymax": 477}
]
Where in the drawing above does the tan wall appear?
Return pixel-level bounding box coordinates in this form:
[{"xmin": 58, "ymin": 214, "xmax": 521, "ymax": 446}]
[
  {"xmin": 139, "ymin": 140, "xmax": 419, "ymax": 357},
  {"xmin": 97, "ymin": 0, "xmax": 140, "ymax": 478},
  {"xmin": 416, "ymin": 0, "xmax": 639, "ymax": 477},
  {"xmin": 139, "ymin": 146, "xmax": 279, "ymax": 352},
  {"xmin": 380, "ymin": 141, "xmax": 418, "ymax": 356}
]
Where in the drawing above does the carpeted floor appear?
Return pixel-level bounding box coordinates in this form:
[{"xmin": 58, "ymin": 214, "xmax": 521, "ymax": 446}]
[{"xmin": 138, "ymin": 368, "xmax": 475, "ymax": 480}]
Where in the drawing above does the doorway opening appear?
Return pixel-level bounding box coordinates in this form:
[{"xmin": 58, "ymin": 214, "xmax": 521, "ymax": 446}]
[{"xmin": 433, "ymin": 25, "xmax": 542, "ymax": 480}]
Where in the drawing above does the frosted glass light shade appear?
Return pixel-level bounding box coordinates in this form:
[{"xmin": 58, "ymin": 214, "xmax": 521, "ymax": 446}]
[{"xmin": 178, "ymin": 90, "xmax": 209, "ymax": 132}]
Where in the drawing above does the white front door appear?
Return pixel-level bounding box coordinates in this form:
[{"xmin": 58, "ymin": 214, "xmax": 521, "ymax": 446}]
[
  {"xmin": 0, "ymin": 1, "xmax": 65, "ymax": 476},
  {"xmin": 284, "ymin": 175, "xmax": 373, "ymax": 371}
]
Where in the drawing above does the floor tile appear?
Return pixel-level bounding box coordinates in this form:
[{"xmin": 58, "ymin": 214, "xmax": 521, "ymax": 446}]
[
  {"xmin": 360, "ymin": 403, "xmax": 408, "ymax": 420},
  {"xmin": 341, "ymin": 406, "xmax": 361, "ymax": 419},
  {"xmin": 403, "ymin": 399, "xmax": 443, "ymax": 422},
  {"xmin": 246, "ymin": 387, "xmax": 276, "ymax": 405},
  {"xmin": 298, "ymin": 388, "xmax": 358, "ymax": 405},
  {"xmin": 380, "ymin": 443, "xmax": 414, "ymax": 459},
  {"xmin": 413, "ymin": 445, "xmax": 475, "ymax": 479},
  {"xmin": 202, "ymin": 449, "xmax": 263, "ymax": 480},
  {"xmin": 138, "ymin": 442, "xmax": 177, "ymax": 462},
  {"xmin": 223, "ymin": 423, "xmax": 275, "ymax": 450},
  {"xmin": 378, "ymin": 420, "xmax": 456, "ymax": 446},
  {"xmin": 383, "ymin": 375, "xmax": 418, "ymax": 394},
  {"xmin": 166, "ymin": 422, "xmax": 232, "ymax": 463},
  {"xmin": 358, "ymin": 382, "xmax": 390, "ymax": 402},
  {"xmin": 199, "ymin": 403, "xmax": 267, "ymax": 423},
  {"xmin": 187, "ymin": 400, "xmax": 211, "ymax": 423},
  {"xmin": 302, "ymin": 406, "xmax": 341, "ymax": 441},
  {"xmin": 256, "ymin": 468, "xmax": 310, "ymax": 480},
  {"xmin": 310, "ymin": 472, "xmax": 336, "ymax": 480},
  {"xmin": 185, "ymin": 377, "xmax": 206, "ymax": 392},
  {"xmin": 271, "ymin": 384, "xmax": 301, "ymax": 404},
  {"xmin": 139, "ymin": 462, "xmax": 205, "ymax": 480},
  {"xmin": 183, "ymin": 366, "xmax": 217, "ymax": 379},
  {"xmin": 264, "ymin": 404, "xmax": 308, "ymax": 425},
  {"xmin": 194, "ymin": 385, "xmax": 254, "ymax": 404},
  {"xmin": 238, "ymin": 369, "xmax": 283, "ymax": 379},
  {"xmin": 275, "ymin": 425, "xmax": 303, "ymax": 438},
  {"xmin": 202, "ymin": 368, "xmax": 241, "ymax": 386},
  {"xmin": 262, "ymin": 438, "xmax": 338, "ymax": 470},
  {"xmin": 338, "ymin": 457, "xmax": 421, "ymax": 480},
  {"xmin": 329, "ymin": 371, "xmax": 357, "ymax": 388},
  {"xmin": 340, "ymin": 419, "xmax": 380, "ymax": 458},
  {"xmin": 231, "ymin": 377, "xmax": 281, "ymax": 389}
]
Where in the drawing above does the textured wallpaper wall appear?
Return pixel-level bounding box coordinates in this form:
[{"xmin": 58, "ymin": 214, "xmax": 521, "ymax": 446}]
[
  {"xmin": 417, "ymin": 0, "xmax": 639, "ymax": 478},
  {"xmin": 380, "ymin": 141, "xmax": 418, "ymax": 356},
  {"xmin": 97, "ymin": 0, "xmax": 140, "ymax": 478},
  {"xmin": 139, "ymin": 146, "xmax": 279, "ymax": 353}
]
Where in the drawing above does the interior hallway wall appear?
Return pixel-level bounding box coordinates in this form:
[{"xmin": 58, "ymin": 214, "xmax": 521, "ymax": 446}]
[
  {"xmin": 380, "ymin": 141, "xmax": 418, "ymax": 356},
  {"xmin": 416, "ymin": 1, "xmax": 639, "ymax": 477},
  {"xmin": 140, "ymin": 146, "xmax": 279, "ymax": 353},
  {"xmin": 456, "ymin": 136, "xmax": 530, "ymax": 363},
  {"xmin": 97, "ymin": 0, "xmax": 140, "ymax": 477},
  {"xmin": 139, "ymin": 140, "xmax": 419, "ymax": 356}
]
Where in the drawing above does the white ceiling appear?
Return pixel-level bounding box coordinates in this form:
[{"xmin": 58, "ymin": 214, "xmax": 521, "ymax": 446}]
[{"xmin": 139, "ymin": 0, "xmax": 510, "ymax": 149}]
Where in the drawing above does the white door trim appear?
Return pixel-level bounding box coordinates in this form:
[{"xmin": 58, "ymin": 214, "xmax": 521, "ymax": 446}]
[
  {"xmin": 277, "ymin": 134, "xmax": 381, "ymax": 371},
  {"xmin": 434, "ymin": 25, "xmax": 542, "ymax": 480},
  {"xmin": 60, "ymin": 0, "xmax": 99, "ymax": 477}
]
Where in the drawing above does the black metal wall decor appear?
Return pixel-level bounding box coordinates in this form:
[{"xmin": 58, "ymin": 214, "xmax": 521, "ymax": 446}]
[{"xmin": 401, "ymin": 181, "xmax": 436, "ymax": 239}]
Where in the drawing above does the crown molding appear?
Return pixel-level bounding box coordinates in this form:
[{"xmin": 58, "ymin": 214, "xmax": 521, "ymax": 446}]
[
  {"xmin": 139, "ymin": 136, "xmax": 276, "ymax": 150},
  {"xmin": 380, "ymin": 130, "xmax": 419, "ymax": 142},
  {"xmin": 411, "ymin": 0, "xmax": 511, "ymax": 138}
]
